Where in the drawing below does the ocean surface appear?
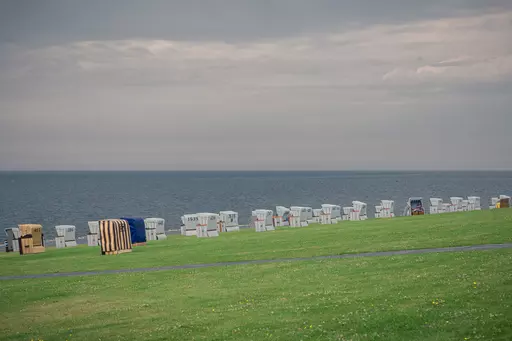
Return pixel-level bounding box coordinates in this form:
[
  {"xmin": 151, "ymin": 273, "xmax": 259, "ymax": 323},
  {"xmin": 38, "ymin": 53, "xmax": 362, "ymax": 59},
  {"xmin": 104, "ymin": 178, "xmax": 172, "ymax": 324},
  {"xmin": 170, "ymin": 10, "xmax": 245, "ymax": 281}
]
[{"xmin": 1, "ymin": 171, "xmax": 511, "ymax": 240}]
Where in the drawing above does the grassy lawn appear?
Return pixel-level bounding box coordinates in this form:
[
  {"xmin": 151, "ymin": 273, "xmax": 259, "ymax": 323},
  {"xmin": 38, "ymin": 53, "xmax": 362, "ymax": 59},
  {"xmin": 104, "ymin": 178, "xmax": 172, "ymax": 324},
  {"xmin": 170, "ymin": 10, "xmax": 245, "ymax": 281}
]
[
  {"xmin": 1, "ymin": 209, "xmax": 512, "ymax": 276},
  {"xmin": 1, "ymin": 249, "xmax": 511, "ymax": 341}
]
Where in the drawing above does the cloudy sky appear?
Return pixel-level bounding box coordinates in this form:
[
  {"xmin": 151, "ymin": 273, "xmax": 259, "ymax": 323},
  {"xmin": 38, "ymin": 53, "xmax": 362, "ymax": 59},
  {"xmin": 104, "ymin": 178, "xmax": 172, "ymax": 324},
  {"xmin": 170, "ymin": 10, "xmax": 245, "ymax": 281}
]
[{"xmin": 1, "ymin": 0, "xmax": 512, "ymax": 170}]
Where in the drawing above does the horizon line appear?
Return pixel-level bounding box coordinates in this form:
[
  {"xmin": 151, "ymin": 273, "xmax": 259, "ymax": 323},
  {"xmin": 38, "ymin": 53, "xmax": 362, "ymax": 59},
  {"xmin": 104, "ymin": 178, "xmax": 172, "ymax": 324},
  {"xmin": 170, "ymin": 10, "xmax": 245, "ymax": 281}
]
[{"xmin": 1, "ymin": 169, "xmax": 512, "ymax": 172}]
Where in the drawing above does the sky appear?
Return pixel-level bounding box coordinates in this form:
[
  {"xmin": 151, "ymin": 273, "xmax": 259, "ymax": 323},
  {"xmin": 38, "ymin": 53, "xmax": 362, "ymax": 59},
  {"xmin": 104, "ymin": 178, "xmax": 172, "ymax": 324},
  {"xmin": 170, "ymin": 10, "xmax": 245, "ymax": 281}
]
[{"xmin": 1, "ymin": 0, "xmax": 512, "ymax": 171}]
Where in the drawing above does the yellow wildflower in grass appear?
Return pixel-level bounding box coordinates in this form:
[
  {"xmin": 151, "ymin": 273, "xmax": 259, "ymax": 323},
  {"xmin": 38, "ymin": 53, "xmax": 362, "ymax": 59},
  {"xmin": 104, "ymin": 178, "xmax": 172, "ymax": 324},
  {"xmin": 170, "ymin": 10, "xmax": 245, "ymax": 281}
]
[{"xmin": 431, "ymin": 298, "xmax": 443, "ymax": 306}]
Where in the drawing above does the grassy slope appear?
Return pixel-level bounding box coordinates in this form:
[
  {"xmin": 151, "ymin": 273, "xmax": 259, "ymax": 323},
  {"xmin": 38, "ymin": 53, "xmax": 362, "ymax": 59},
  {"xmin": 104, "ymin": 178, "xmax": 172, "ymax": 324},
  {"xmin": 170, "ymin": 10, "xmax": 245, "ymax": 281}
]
[
  {"xmin": 1, "ymin": 209, "xmax": 512, "ymax": 277},
  {"xmin": 0, "ymin": 249, "xmax": 511, "ymax": 341}
]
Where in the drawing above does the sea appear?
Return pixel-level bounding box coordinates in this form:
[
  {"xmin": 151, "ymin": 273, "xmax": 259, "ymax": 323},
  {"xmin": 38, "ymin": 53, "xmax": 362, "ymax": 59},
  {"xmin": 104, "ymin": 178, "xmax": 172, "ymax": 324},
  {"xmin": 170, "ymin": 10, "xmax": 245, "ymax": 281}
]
[{"xmin": 1, "ymin": 171, "xmax": 511, "ymax": 240}]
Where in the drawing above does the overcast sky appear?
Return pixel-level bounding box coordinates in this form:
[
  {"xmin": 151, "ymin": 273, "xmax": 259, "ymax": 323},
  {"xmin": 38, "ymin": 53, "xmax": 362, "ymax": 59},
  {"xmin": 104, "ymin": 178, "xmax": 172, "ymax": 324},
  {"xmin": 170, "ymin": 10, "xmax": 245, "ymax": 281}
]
[{"xmin": 1, "ymin": 0, "xmax": 512, "ymax": 170}]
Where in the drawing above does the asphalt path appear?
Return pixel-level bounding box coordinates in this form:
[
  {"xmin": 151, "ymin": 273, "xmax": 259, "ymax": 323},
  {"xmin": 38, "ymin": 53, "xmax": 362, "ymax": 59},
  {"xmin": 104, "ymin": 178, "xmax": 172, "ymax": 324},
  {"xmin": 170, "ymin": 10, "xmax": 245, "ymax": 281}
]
[{"xmin": 1, "ymin": 243, "xmax": 511, "ymax": 281}]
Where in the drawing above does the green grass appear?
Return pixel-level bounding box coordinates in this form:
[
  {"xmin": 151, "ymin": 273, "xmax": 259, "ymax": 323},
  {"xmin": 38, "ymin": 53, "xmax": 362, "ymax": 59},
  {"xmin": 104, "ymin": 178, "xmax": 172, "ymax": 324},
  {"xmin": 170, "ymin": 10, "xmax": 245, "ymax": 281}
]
[
  {"xmin": 1, "ymin": 249, "xmax": 511, "ymax": 341},
  {"xmin": 1, "ymin": 209, "xmax": 512, "ymax": 277},
  {"xmin": 1, "ymin": 210, "xmax": 512, "ymax": 340}
]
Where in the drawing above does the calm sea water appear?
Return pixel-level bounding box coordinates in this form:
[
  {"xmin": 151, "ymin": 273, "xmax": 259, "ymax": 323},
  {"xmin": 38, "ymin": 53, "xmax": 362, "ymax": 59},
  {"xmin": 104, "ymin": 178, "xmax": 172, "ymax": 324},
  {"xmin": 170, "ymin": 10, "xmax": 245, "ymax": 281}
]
[{"xmin": 1, "ymin": 171, "xmax": 511, "ymax": 239}]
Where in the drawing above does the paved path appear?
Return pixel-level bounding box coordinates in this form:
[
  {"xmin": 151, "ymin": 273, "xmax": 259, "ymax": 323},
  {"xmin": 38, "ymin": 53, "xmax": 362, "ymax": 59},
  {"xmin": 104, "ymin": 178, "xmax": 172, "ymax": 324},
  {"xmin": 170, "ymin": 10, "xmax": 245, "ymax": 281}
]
[{"xmin": 2, "ymin": 243, "xmax": 511, "ymax": 281}]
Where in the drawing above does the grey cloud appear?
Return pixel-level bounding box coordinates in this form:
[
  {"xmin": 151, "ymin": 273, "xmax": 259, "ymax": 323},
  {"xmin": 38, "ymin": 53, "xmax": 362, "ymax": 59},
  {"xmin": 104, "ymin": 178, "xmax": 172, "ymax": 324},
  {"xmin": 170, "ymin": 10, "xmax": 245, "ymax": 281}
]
[
  {"xmin": 2, "ymin": 0, "xmax": 512, "ymax": 45},
  {"xmin": 1, "ymin": 3, "xmax": 512, "ymax": 170}
]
